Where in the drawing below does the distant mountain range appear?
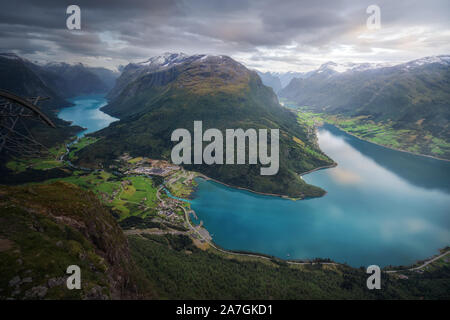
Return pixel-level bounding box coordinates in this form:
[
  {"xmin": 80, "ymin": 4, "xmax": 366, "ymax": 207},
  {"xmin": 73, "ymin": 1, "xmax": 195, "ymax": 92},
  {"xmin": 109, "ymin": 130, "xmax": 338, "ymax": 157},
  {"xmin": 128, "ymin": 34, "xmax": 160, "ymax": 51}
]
[
  {"xmin": 256, "ymin": 61, "xmax": 398, "ymax": 93},
  {"xmin": 39, "ymin": 62, "xmax": 118, "ymax": 98},
  {"xmin": 278, "ymin": 55, "xmax": 450, "ymax": 159},
  {"xmin": 0, "ymin": 53, "xmax": 67, "ymax": 112},
  {"xmin": 75, "ymin": 53, "xmax": 334, "ymax": 198},
  {"xmin": 0, "ymin": 53, "xmax": 119, "ymax": 102},
  {"xmin": 0, "ymin": 53, "xmax": 114, "ymax": 150},
  {"xmin": 256, "ymin": 71, "xmax": 311, "ymax": 93},
  {"xmin": 2, "ymin": 50, "xmax": 448, "ymax": 173}
]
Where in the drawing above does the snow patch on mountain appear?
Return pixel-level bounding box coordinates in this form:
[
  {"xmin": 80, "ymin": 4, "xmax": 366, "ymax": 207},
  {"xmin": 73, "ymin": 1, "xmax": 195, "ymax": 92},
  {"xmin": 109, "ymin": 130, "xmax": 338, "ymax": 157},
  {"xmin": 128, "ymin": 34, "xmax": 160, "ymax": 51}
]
[
  {"xmin": 317, "ymin": 61, "xmax": 393, "ymax": 74},
  {"xmin": 138, "ymin": 52, "xmax": 189, "ymax": 67},
  {"xmin": 404, "ymin": 55, "xmax": 450, "ymax": 67},
  {"xmin": 317, "ymin": 55, "xmax": 450, "ymax": 75}
]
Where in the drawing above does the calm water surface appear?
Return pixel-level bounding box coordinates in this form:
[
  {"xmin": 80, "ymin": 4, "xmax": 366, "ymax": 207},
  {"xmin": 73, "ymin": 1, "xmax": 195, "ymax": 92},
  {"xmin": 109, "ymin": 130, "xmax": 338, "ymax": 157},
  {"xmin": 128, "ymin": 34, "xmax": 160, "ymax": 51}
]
[
  {"xmin": 58, "ymin": 94, "xmax": 118, "ymax": 137},
  {"xmin": 190, "ymin": 124, "xmax": 450, "ymax": 267}
]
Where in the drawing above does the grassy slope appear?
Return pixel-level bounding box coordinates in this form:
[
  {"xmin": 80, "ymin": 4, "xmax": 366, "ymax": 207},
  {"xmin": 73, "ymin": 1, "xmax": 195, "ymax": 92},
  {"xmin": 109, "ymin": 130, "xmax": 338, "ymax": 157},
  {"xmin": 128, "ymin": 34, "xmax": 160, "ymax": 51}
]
[
  {"xmin": 5, "ymin": 144, "xmax": 67, "ymax": 173},
  {"xmin": 0, "ymin": 182, "xmax": 154, "ymax": 299},
  {"xmin": 38, "ymin": 171, "xmax": 159, "ymax": 221}
]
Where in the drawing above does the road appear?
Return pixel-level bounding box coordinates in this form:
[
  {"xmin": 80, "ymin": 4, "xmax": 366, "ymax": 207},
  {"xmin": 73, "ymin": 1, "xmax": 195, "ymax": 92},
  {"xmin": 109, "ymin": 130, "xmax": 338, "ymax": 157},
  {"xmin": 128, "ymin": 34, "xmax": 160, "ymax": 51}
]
[{"xmin": 385, "ymin": 250, "xmax": 450, "ymax": 274}]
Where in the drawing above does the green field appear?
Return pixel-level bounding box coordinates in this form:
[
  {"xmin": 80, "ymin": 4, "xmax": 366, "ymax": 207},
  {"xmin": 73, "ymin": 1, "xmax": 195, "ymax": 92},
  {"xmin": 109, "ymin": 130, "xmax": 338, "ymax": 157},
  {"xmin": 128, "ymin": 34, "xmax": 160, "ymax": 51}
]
[
  {"xmin": 5, "ymin": 136, "xmax": 100, "ymax": 174},
  {"xmin": 36, "ymin": 171, "xmax": 158, "ymax": 220},
  {"xmin": 6, "ymin": 144, "xmax": 67, "ymax": 173},
  {"xmin": 165, "ymin": 171, "xmax": 197, "ymax": 198},
  {"xmin": 67, "ymin": 137, "xmax": 98, "ymax": 161},
  {"xmin": 120, "ymin": 176, "xmax": 155, "ymax": 204},
  {"xmin": 297, "ymin": 107, "xmax": 450, "ymax": 159}
]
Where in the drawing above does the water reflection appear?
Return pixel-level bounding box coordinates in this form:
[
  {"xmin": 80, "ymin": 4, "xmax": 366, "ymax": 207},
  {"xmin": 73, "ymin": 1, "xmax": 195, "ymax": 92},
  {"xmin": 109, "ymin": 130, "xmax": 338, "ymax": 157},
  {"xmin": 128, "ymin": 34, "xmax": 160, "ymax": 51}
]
[
  {"xmin": 322, "ymin": 124, "xmax": 450, "ymax": 193},
  {"xmin": 190, "ymin": 125, "xmax": 450, "ymax": 267}
]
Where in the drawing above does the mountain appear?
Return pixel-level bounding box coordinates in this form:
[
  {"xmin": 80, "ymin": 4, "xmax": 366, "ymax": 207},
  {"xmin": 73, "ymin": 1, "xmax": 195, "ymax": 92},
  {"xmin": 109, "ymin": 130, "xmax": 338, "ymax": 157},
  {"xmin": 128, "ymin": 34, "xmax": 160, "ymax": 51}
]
[
  {"xmin": 255, "ymin": 71, "xmax": 312, "ymax": 93},
  {"xmin": 309, "ymin": 61, "xmax": 393, "ymax": 76},
  {"xmin": 75, "ymin": 53, "xmax": 334, "ymax": 199},
  {"xmin": 279, "ymin": 55, "xmax": 450, "ymax": 159},
  {"xmin": 0, "ymin": 182, "xmax": 153, "ymax": 299},
  {"xmin": 0, "ymin": 53, "xmax": 82, "ymax": 151},
  {"xmin": 0, "ymin": 53, "xmax": 119, "ymax": 99},
  {"xmin": 277, "ymin": 71, "xmax": 312, "ymax": 87},
  {"xmin": 88, "ymin": 67, "xmax": 120, "ymax": 91},
  {"xmin": 36, "ymin": 62, "xmax": 117, "ymax": 98},
  {"xmin": 258, "ymin": 64, "xmax": 393, "ymax": 94},
  {"xmin": 107, "ymin": 52, "xmax": 194, "ymax": 102},
  {"xmin": 0, "ymin": 53, "xmax": 67, "ymax": 111},
  {"xmin": 256, "ymin": 71, "xmax": 283, "ymax": 93},
  {"xmin": 0, "ymin": 53, "xmax": 122, "ymax": 155}
]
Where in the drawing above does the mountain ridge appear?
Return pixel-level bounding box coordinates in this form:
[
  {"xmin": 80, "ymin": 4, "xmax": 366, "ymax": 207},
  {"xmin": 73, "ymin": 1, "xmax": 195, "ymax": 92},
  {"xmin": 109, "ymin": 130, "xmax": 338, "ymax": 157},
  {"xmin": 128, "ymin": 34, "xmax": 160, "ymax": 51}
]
[
  {"xmin": 76, "ymin": 53, "xmax": 334, "ymax": 199},
  {"xmin": 279, "ymin": 55, "xmax": 450, "ymax": 159}
]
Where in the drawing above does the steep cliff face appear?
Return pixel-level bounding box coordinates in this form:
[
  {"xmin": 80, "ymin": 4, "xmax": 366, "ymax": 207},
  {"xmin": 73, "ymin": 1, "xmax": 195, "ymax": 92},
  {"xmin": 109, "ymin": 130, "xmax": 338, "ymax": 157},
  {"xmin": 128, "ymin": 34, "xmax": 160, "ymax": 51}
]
[
  {"xmin": 0, "ymin": 182, "xmax": 153, "ymax": 299},
  {"xmin": 0, "ymin": 53, "xmax": 68, "ymax": 112},
  {"xmin": 38, "ymin": 62, "xmax": 117, "ymax": 98}
]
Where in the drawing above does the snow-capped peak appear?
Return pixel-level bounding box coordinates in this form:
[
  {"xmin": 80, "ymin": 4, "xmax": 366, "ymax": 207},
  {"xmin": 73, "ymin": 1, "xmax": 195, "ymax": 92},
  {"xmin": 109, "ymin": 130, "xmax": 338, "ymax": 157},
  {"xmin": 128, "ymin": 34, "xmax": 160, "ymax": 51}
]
[
  {"xmin": 132, "ymin": 53, "xmax": 231, "ymax": 74},
  {"xmin": 138, "ymin": 52, "xmax": 189, "ymax": 67},
  {"xmin": 314, "ymin": 56, "xmax": 450, "ymax": 75},
  {"xmin": 318, "ymin": 61, "xmax": 342, "ymax": 72},
  {"xmin": 317, "ymin": 61, "xmax": 392, "ymax": 74},
  {"xmin": 404, "ymin": 55, "xmax": 450, "ymax": 67}
]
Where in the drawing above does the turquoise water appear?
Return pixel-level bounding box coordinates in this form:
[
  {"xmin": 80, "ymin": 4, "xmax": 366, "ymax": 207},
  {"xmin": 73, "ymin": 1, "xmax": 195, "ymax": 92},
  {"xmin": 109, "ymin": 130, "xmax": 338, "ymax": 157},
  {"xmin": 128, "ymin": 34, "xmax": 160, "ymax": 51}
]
[
  {"xmin": 163, "ymin": 187, "xmax": 192, "ymax": 203},
  {"xmin": 58, "ymin": 94, "xmax": 118, "ymax": 137},
  {"xmin": 58, "ymin": 96, "xmax": 450, "ymax": 267},
  {"xmin": 190, "ymin": 124, "xmax": 450, "ymax": 267}
]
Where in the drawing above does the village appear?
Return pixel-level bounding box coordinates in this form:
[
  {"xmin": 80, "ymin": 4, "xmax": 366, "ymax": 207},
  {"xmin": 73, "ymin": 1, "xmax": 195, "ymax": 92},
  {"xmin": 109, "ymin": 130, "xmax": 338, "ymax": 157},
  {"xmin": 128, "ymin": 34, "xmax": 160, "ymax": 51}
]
[
  {"xmin": 112, "ymin": 154, "xmax": 205, "ymax": 235},
  {"xmin": 117, "ymin": 154, "xmax": 182, "ymax": 177}
]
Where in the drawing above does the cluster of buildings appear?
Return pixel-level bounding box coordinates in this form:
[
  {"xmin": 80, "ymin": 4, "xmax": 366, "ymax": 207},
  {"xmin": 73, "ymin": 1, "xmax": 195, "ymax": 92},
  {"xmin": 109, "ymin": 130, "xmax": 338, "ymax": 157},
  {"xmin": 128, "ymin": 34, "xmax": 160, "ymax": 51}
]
[
  {"xmin": 129, "ymin": 158, "xmax": 181, "ymax": 177},
  {"xmin": 158, "ymin": 198, "xmax": 184, "ymax": 221}
]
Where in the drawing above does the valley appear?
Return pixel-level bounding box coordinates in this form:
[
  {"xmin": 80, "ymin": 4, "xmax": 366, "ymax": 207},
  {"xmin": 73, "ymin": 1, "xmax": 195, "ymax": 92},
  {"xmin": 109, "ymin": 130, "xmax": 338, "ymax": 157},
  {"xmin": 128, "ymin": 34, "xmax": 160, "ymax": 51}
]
[
  {"xmin": 24, "ymin": 92, "xmax": 450, "ymax": 268},
  {"xmin": 73, "ymin": 54, "xmax": 334, "ymax": 199},
  {"xmin": 294, "ymin": 104, "xmax": 450, "ymax": 161},
  {"xmin": 275, "ymin": 56, "xmax": 450, "ymax": 160},
  {"xmin": 2, "ymin": 0, "xmax": 450, "ymax": 304},
  {"xmin": 1, "ymin": 53, "xmax": 449, "ymax": 300}
]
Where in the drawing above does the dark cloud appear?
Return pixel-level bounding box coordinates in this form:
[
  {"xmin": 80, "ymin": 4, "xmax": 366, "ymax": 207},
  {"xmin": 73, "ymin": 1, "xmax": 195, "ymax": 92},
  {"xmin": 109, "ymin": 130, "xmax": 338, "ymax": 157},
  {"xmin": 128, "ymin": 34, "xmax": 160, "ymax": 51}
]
[{"xmin": 0, "ymin": 0, "xmax": 449, "ymax": 71}]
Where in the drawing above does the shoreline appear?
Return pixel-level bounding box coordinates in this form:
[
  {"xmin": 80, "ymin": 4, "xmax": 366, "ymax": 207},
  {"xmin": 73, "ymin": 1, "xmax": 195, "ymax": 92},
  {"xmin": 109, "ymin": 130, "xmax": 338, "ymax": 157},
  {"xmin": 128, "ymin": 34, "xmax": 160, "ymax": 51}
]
[
  {"xmin": 196, "ymin": 174, "xmax": 301, "ymax": 200},
  {"xmin": 180, "ymin": 186, "xmax": 449, "ymax": 270},
  {"xmin": 299, "ymin": 163, "xmax": 337, "ymax": 176},
  {"xmin": 174, "ymin": 173, "xmax": 450, "ymax": 271},
  {"xmin": 324, "ymin": 122, "xmax": 450, "ymax": 162}
]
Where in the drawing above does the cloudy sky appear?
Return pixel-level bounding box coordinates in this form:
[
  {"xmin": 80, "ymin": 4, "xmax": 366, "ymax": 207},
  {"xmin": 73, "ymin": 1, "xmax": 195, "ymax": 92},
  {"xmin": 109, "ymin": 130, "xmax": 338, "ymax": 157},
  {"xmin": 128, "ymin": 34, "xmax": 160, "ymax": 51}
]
[{"xmin": 1, "ymin": 0, "xmax": 449, "ymax": 72}]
